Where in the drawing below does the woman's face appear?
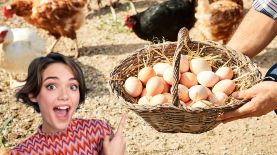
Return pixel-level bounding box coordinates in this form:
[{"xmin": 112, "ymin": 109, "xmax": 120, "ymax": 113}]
[{"xmin": 29, "ymin": 63, "xmax": 80, "ymax": 134}]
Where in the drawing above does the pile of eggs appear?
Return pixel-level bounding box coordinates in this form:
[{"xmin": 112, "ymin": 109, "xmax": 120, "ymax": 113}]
[{"xmin": 124, "ymin": 55, "xmax": 236, "ymax": 109}]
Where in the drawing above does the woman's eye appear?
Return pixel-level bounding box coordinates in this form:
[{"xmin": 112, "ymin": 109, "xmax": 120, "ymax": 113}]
[
  {"xmin": 70, "ymin": 85, "xmax": 78, "ymax": 91},
  {"xmin": 46, "ymin": 84, "xmax": 56, "ymax": 90}
]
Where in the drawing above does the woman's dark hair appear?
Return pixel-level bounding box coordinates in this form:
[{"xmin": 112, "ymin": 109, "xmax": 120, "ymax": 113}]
[{"xmin": 16, "ymin": 53, "xmax": 87, "ymax": 113}]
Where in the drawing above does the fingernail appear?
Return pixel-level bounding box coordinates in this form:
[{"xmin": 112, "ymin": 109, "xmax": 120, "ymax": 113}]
[
  {"xmin": 232, "ymin": 92, "xmax": 239, "ymax": 98},
  {"xmin": 216, "ymin": 116, "xmax": 222, "ymax": 121}
]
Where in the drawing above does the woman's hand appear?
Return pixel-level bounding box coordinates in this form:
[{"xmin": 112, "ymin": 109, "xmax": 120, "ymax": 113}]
[
  {"xmin": 103, "ymin": 114, "xmax": 127, "ymax": 155},
  {"xmin": 217, "ymin": 81, "xmax": 277, "ymax": 123}
]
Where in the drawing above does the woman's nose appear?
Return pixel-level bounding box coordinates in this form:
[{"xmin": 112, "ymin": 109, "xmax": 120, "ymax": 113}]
[{"xmin": 58, "ymin": 87, "xmax": 69, "ymax": 100}]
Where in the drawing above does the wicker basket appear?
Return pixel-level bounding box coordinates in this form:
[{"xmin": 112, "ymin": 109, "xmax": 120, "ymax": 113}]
[{"xmin": 109, "ymin": 27, "xmax": 262, "ymax": 134}]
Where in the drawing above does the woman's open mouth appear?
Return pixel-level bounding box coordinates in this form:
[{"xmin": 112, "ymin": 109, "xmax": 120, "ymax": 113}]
[{"xmin": 53, "ymin": 105, "xmax": 71, "ymax": 120}]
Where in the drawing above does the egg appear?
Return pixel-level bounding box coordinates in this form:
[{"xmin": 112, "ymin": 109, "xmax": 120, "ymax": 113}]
[
  {"xmin": 162, "ymin": 81, "xmax": 170, "ymax": 93},
  {"xmin": 124, "ymin": 76, "xmax": 143, "ymax": 97},
  {"xmin": 208, "ymin": 92, "xmax": 228, "ymax": 106},
  {"xmin": 138, "ymin": 96, "xmax": 151, "ymax": 105},
  {"xmin": 180, "ymin": 72, "xmax": 198, "ymax": 88},
  {"xmin": 185, "ymin": 100, "xmax": 194, "ymax": 107},
  {"xmin": 189, "ymin": 58, "xmax": 212, "ymax": 75},
  {"xmin": 191, "ymin": 100, "xmax": 213, "ymax": 109},
  {"xmin": 179, "ymin": 55, "xmax": 190, "ymax": 73},
  {"xmin": 146, "ymin": 76, "xmax": 164, "ymax": 96},
  {"xmin": 197, "ymin": 71, "xmax": 219, "ymax": 87},
  {"xmin": 141, "ymin": 88, "xmax": 147, "ymax": 97},
  {"xmin": 178, "ymin": 84, "xmax": 190, "ymax": 102},
  {"xmin": 215, "ymin": 67, "xmax": 234, "ymax": 80},
  {"xmin": 190, "ymin": 58, "xmax": 212, "ymax": 75},
  {"xmin": 150, "ymin": 94, "xmax": 167, "ymax": 106},
  {"xmin": 171, "ymin": 84, "xmax": 190, "ymax": 102},
  {"xmin": 163, "ymin": 93, "xmax": 173, "ymax": 103},
  {"xmin": 153, "ymin": 63, "xmax": 171, "ymax": 76},
  {"xmin": 180, "ymin": 100, "xmax": 186, "ymax": 106},
  {"xmin": 212, "ymin": 79, "xmax": 236, "ymax": 95},
  {"xmin": 163, "ymin": 66, "xmax": 180, "ymax": 85},
  {"xmin": 138, "ymin": 66, "xmax": 156, "ymax": 85},
  {"xmin": 189, "ymin": 85, "xmax": 209, "ymax": 101}
]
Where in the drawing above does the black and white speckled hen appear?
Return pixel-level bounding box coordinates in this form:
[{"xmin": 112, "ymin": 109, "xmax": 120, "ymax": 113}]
[{"xmin": 124, "ymin": 0, "xmax": 196, "ymax": 42}]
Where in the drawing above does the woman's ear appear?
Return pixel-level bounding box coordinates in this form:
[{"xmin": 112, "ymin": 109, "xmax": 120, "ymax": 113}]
[{"xmin": 28, "ymin": 94, "xmax": 38, "ymax": 103}]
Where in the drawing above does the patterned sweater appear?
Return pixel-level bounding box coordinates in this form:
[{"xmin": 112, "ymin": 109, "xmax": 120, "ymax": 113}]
[{"xmin": 10, "ymin": 118, "xmax": 113, "ymax": 155}]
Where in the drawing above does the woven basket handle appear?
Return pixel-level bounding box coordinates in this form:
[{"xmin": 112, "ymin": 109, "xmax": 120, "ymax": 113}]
[{"xmin": 172, "ymin": 27, "xmax": 190, "ymax": 107}]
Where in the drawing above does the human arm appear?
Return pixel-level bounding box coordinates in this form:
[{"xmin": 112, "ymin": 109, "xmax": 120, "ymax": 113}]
[
  {"xmin": 227, "ymin": 8, "xmax": 277, "ymax": 58},
  {"xmin": 103, "ymin": 114, "xmax": 127, "ymax": 155}
]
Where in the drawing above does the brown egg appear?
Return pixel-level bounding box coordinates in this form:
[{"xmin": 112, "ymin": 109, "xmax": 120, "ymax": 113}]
[
  {"xmin": 163, "ymin": 66, "xmax": 180, "ymax": 85},
  {"xmin": 212, "ymin": 79, "xmax": 236, "ymax": 95},
  {"xmin": 189, "ymin": 85, "xmax": 209, "ymax": 101},
  {"xmin": 138, "ymin": 66, "xmax": 156, "ymax": 85},
  {"xmin": 197, "ymin": 71, "xmax": 219, "ymax": 87},
  {"xmin": 153, "ymin": 63, "xmax": 171, "ymax": 76},
  {"xmin": 190, "ymin": 58, "xmax": 212, "ymax": 75},
  {"xmin": 141, "ymin": 88, "xmax": 147, "ymax": 97},
  {"xmin": 179, "ymin": 55, "xmax": 190, "ymax": 73},
  {"xmin": 163, "ymin": 93, "xmax": 173, "ymax": 103},
  {"xmin": 215, "ymin": 67, "xmax": 234, "ymax": 80},
  {"xmin": 162, "ymin": 81, "xmax": 170, "ymax": 93},
  {"xmin": 171, "ymin": 84, "xmax": 190, "ymax": 102},
  {"xmin": 180, "ymin": 72, "xmax": 198, "ymax": 88},
  {"xmin": 146, "ymin": 76, "xmax": 164, "ymax": 96},
  {"xmin": 208, "ymin": 92, "xmax": 228, "ymax": 106},
  {"xmin": 124, "ymin": 76, "xmax": 143, "ymax": 97}
]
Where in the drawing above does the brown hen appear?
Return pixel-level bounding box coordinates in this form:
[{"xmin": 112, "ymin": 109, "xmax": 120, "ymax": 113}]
[
  {"xmin": 3, "ymin": 0, "xmax": 88, "ymax": 58},
  {"xmin": 194, "ymin": 0, "xmax": 244, "ymax": 44}
]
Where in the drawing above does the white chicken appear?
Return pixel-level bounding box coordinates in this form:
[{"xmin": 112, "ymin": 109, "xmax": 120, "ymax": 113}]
[{"xmin": 0, "ymin": 26, "xmax": 45, "ymax": 88}]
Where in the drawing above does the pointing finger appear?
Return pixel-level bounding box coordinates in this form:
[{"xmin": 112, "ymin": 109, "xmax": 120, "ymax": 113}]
[
  {"xmin": 116, "ymin": 114, "xmax": 127, "ymax": 135},
  {"xmin": 103, "ymin": 135, "xmax": 111, "ymax": 147}
]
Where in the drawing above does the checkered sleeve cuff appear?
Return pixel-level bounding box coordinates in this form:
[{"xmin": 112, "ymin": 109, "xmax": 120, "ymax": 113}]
[{"xmin": 252, "ymin": 0, "xmax": 277, "ymax": 19}]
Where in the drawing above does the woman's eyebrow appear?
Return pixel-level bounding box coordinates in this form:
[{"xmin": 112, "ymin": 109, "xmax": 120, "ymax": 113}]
[
  {"xmin": 69, "ymin": 77, "xmax": 77, "ymax": 81},
  {"xmin": 43, "ymin": 77, "xmax": 77, "ymax": 82},
  {"xmin": 43, "ymin": 76, "xmax": 58, "ymax": 82}
]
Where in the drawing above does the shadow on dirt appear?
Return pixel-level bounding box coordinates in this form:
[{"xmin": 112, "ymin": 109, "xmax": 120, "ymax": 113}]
[
  {"xmin": 253, "ymin": 48, "xmax": 277, "ymax": 69},
  {"xmin": 79, "ymin": 42, "xmax": 147, "ymax": 56}
]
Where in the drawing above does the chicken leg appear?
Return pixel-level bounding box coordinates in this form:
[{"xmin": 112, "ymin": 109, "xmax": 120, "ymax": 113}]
[
  {"xmin": 46, "ymin": 39, "xmax": 60, "ymax": 55},
  {"xmin": 129, "ymin": 1, "xmax": 137, "ymax": 14},
  {"xmin": 74, "ymin": 38, "xmax": 79, "ymax": 58},
  {"xmin": 109, "ymin": 0, "xmax": 137, "ymax": 21}
]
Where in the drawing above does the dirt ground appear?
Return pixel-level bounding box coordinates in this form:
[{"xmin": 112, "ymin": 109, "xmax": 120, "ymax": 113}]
[{"xmin": 0, "ymin": 0, "xmax": 277, "ymax": 154}]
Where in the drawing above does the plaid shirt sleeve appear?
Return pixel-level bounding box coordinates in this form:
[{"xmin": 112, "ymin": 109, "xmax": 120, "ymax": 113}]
[{"xmin": 252, "ymin": 0, "xmax": 277, "ymax": 19}]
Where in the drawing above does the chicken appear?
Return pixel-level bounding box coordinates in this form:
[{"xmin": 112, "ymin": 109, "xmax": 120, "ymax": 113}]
[
  {"xmin": 89, "ymin": 0, "xmax": 136, "ymax": 20},
  {"xmin": 3, "ymin": 0, "xmax": 87, "ymax": 58},
  {"xmin": 0, "ymin": 26, "xmax": 45, "ymax": 88},
  {"xmin": 194, "ymin": 0, "xmax": 244, "ymax": 43},
  {"xmin": 124, "ymin": 0, "xmax": 196, "ymax": 42}
]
